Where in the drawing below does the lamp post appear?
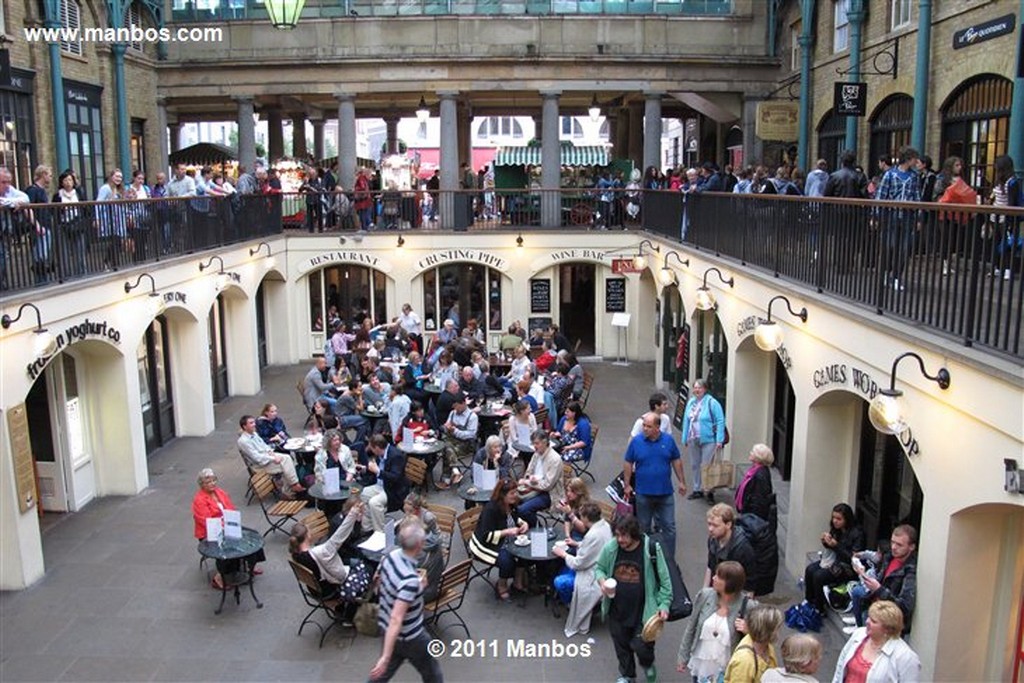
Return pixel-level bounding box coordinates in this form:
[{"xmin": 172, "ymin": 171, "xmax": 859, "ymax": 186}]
[
  {"xmin": 265, "ymin": 0, "xmax": 306, "ymax": 29},
  {"xmin": 868, "ymin": 352, "xmax": 951, "ymax": 436}
]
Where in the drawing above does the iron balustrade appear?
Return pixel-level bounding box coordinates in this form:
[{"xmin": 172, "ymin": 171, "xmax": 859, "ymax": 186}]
[
  {"xmin": 662, "ymin": 191, "xmax": 1023, "ymax": 360},
  {"xmin": 0, "ymin": 194, "xmax": 282, "ymax": 295}
]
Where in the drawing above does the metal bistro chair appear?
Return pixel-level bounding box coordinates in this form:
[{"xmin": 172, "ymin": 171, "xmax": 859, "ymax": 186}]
[
  {"xmin": 569, "ymin": 424, "xmax": 599, "ymax": 483},
  {"xmin": 288, "ymin": 559, "xmax": 358, "ymax": 649},
  {"xmin": 250, "ymin": 471, "xmax": 307, "ymax": 538},
  {"xmin": 423, "ymin": 560, "xmax": 473, "ymax": 639},
  {"xmin": 456, "ymin": 506, "xmax": 497, "ymax": 592},
  {"xmin": 424, "ymin": 503, "xmax": 458, "ymax": 568}
]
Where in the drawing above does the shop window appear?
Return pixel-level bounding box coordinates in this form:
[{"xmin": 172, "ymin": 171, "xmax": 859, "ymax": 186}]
[
  {"xmin": 308, "ymin": 265, "xmax": 387, "ymax": 334},
  {"xmin": 890, "ymin": 0, "xmax": 911, "ymax": 31},
  {"xmin": 60, "ymin": 0, "xmax": 83, "ymax": 56},
  {"xmin": 941, "ymin": 74, "xmax": 1013, "ymax": 195},
  {"xmin": 869, "ymin": 94, "xmax": 912, "ymax": 173},
  {"xmin": 833, "ymin": 0, "xmax": 850, "ymax": 53},
  {"xmin": 130, "ymin": 118, "xmax": 146, "ymax": 175},
  {"xmin": 0, "ymin": 74, "xmax": 38, "ymax": 191},
  {"xmin": 309, "ymin": 270, "xmax": 323, "ymax": 331},
  {"xmin": 424, "ymin": 264, "xmax": 503, "ymax": 333}
]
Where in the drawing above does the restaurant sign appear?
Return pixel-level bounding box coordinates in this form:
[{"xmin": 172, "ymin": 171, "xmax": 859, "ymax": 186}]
[
  {"xmin": 27, "ymin": 318, "xmax": 123, "ymax": 380},
  {"xmin": 755, "ymin": 101, "xmax": 798, "ymax": 141},
  {"xmin": 953, "ymin": 14, "xmax": 1015, "ymax": 50},
  {"xmin": 812, "ymin": 362, "xmax": 920, "ymax": 456},
  {"xmin": 415, "ymin": 249, "xmax": 508, "ymax": 272}
]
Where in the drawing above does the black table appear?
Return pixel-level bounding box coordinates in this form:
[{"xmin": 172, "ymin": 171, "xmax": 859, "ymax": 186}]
[
  {"xmin": 197, "ymin": 527, "xmax": 265, "ymax": 614},
  {"xmin": 360, "ymin": 408, "xmax": 388, "ymax": 434},
  {"xmin": 457, "ymin": 479, "xmax": 494, "ymax": 507},
  {"xmin": 475, "ymin": 406, "xmax": 511, "ymax": 440},
  {"xmin": 396, "ymin": 439, "xmax": 446, "ymax": 489},
  {"xmin": 505, "ymin": 526, "xmax": 566, "ymax": 609},
  {"xmin": 308, "ymin": 481, "xmax": 351, "ymax": 514}
]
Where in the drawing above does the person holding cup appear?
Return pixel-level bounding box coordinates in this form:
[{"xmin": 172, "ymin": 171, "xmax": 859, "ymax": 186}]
[
  {"xmin": 469, "ymin": 478, "xmax": 529, "ymax": 602},
  {"xmin": 552, "ymin": 502, "xmax": 612, "ymax": 638}
]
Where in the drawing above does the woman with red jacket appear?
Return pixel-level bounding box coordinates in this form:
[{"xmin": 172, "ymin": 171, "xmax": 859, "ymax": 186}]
[
  {"xmin": 192, "ymin": 467, "xmax": 265, "ymax": 589},
  {"xmin": 353, "ymin": 168, "xmax": 373, "ymax": 230}
]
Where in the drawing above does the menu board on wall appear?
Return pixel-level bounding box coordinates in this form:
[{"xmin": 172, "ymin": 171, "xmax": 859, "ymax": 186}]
[
  {"xmin": 605, "ymin": 278, "xmax": 626, "ymax": 313},
  {"xmin": 6, "ymin": 404, "xmax": 37, "ymax": 513},
  {"xmin": 528, "ymin": 317, "xmax": 552, "ymax": 336},
  {"xmin": 530, "ymin": 279, "xmax": 551, "ymax": 314}
]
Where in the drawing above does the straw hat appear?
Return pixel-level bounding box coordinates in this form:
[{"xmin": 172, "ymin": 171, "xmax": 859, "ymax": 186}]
[{"xmin": 641, "ymin": 613, "xmax": 665, "ymax": 642}]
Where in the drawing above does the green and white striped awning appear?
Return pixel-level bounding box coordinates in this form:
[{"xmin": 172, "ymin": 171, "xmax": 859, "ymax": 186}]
[{"xmin": 494, "ymin": 145, "xmax": 610, "ymax": 167}]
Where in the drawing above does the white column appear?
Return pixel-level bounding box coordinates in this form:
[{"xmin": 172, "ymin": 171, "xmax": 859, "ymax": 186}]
[
  {"xmin": 742, "ymin": 96, "xmax": 763, "ymax": 167},
  {"xmin": 224, "ymin": 295, "xmax": 261, "ymax": 396},
  {"xmin": 438, "ymin": 91, "xmax": 459, "ymax": 223},
  {"xmin": 235, "ymin": 96, "xmax": 256, "ymax": 171},
  {"xmin": 540, "ymin": 90, "xmax": 561, "ymax": 227},
  {"xmin": 168, "ymin": 312, "xmax": 215, "ymax": 437},
  {"xmin": 643, "ymin": 92, "xmax": 663, "ymax": 172},
  {"xmin": 336, "ymin": 93, "xmax": 357, "ymax": 190}
]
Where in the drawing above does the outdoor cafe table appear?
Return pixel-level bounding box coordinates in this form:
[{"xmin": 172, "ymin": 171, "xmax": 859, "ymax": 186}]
[
  {"xmin": 396, "ymin": 438, "xmax": 446, "ymax": 489},
  {"xmin": 360, "ymin": 407, "xmax": 388, "ymax": 434},
  {"xmin": 457, "ymin": 479, "xmax": 494, "ymax": 508},
  {"xmin": 504, "ymin": 525, "xmax": 567, "ymax": 609},
  {"xmin": 197, "ymin": 527, "xmax": 265, "ymax": 614},
  {"xmin": 307, "ymin": 481, "xmax": 351, "ymax": 515},
  {"xmin": 474, "ymin": 404, "xmax": 511, "ymax": 439}
]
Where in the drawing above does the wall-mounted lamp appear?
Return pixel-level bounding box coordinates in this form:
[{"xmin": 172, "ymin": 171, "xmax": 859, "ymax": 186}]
[
  {"xmin": 694, "ymin": 267, "xmax": 735, "ymax": 311},
  {"xmin": 249, "ymin": 242, "xmax": 271, "ymax": 258},
  {"xmin": 868, "ymin": 352, "xmax": 951, "ymax": 435},
  {"xmin": 199, "ymin": 255, "xmax": 238, "ymax": 291},
  {"xmin": 416, "ymin": 96, "xmax": 430, "ymax": 123},
  {"xmin": 124, "ymin": 273, "xmax": 163, "ymax": 315},
  {"xmin": 633, "ymin": 239, "xmax": 660, "ymax": 270},
  {"xmin": 199, "ymin": 255, "xmax": 225, "ymax": 273},
  {"xmin": 396, "ymin": 235, "xmax": 406, "ymax": 248},
  {"xmin": 1, "ymin": 303, "xmax": 56, "ymax": 356},
  {"xmin": 754, "ymin": 295, "xmax": 807, "ymax": 352},
  {"xmin": 516, "ymin": 233, "xmax": 524, "ymax": 249},
  {"xmin": 588, "ymin": 94, "xmax": 601, "ymax": 122},
  {"xmin": 659, "ymin": 251, "xmax": 689, "ymax": 286}
]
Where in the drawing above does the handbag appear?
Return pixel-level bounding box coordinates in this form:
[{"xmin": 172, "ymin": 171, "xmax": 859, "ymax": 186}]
[
  {"xmin": 701, "ymin": 451, "xmax": 735, "ymax": 490},
  {"xmin": 647, "ymin": 535, "xmax": 692, "ymax": 621},
  {"xmin": 784, "ymin": 601, "xmax": 823, "ymax": 632}
]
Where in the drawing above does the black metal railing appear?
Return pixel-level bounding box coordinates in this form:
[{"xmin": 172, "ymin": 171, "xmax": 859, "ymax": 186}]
[
  {"xmin": 662, "ymin": 192, "xmax": 1024, "ymax": 359},
  {"xmin": 0, "ymin": 194, "xmax": 282, "ymax": 294}
]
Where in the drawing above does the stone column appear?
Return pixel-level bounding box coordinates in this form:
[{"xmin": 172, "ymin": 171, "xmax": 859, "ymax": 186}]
[
  {"xmin": 643, "ymin": 92, "xmax": 663, "ymax": 172},
  {"xmin": 311, "ymin": 118, "xmax": 325, "ymax": 161},
  {"xmin": 540, "ymin": 90, "xmax": 561, "ymax": 228},
  {"xmin": 156, "ymin": 97, "xmax": 170, "ymax": 175},
  {"xmin": 628, "ymin": 101, "xmax": 644, "ymax": 168},
  {"xmin": 265, "ymin": 107, "xmax": 284, "ymax": 162},
  {"xmin": 168, "ymin": 122, "xmax": 182, "ymax": 154},
  {"xmin": 742, "ymin": 96, "xmax": 763, "ymax": 168},
  {"xmin": 291, "ymin": 111, "xmax": 308, "ymax": 160},
  {"xmin": 234, "ymin": 96, "xmax": 256, "ymax": 171},
  {"xmin": 438, "ymin": 91, "xmax": 460, "ymax": 223},
  {"xmin": 336, "ymin": 94, "xmax": 357, "ymax": 189},
  {"xmin": 457, "ymin": 101, "xmax": 472, "ymax": 169},
  {"xmin": 384, "ymin": 115, "xmax": 399, "ymax": 156}
]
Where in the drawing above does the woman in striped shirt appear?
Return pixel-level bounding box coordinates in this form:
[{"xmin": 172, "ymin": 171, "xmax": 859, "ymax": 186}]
[{"xmin": 469, "ymin": 478, "xmax": 529, "ymax": 602}]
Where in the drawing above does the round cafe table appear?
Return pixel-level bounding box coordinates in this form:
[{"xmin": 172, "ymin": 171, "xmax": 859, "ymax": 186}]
[
  {"xmin": 197, "ymin": 526, "xmax": 265, "ymax": 614},
  {"xmin": 360, "ymin": 408, "xmax": 388, "ymax": 435},
  {"xmin": 475, "ymin": 405, "xmax": 511, "ymax": 440},
  {"xmin": 457, "ymin": 479, "xmax": 494, "ymax": 508},
  {"xmin": 504, "ymin": 525, "xmax": 566, "ymax": 609},
  {"xmin": 396, "ymin": 438, "xmax": 446, "ymax": 490},
  {"xmin": 307, "ymin": 481, "xmax": 351, "ymax": 516}
]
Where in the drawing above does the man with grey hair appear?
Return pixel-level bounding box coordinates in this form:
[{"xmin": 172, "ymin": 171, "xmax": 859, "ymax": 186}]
[
  {"xmin": 0, "ymin": 167, "xmax": 30, "ymax": 290},
  {"xmin": 370, "ymin": 517, "xmax": 443, "ymax": 682}
]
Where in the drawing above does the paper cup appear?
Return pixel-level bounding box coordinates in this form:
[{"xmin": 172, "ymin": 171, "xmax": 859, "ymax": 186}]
[{"xmin": 604, "ymin": 578, "xmax": 617, "ymax": 598}]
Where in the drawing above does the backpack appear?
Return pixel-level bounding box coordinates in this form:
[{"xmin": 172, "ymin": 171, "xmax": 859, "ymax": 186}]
[
  {"xmin": 647, "ymin": 536, "xmax": 692, "ymax": 621},
  {"xmin": 735, "ymin": 513, "xmax": 778, "ymax": 596}
]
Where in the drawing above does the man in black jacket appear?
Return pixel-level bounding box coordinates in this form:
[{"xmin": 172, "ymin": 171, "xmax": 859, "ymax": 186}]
[
  {"xmin": 705, "ymin": 503, "xmax": 758, "ymax": 593},
  {"xmin": 362, "ymin": 434, "xmax": 408, "ymax": 531},
  {"xmin": 825, "ymin": 150, "xmax": 868, "ymax": 199}
]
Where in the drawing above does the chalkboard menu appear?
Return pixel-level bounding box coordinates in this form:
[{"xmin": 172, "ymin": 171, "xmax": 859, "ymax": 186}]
[
  {"xmin": 672, "ymin": 388, "xmax": 690, "ymax": 430},
  {"xmin": 605, "ymin": 278, "xmax": 626, "ymax": 313},
  {"xmin": 530, "ymin": 279, "xmax": 551, "ymax": 313},
  {"xmin": 528, "ymin": 317, "xmax": 552, "ymax": 336}
]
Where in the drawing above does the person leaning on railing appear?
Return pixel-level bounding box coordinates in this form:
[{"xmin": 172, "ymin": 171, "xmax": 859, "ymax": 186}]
[
  {"xmin": 95, "ymin": 168, "xmax": 128, "ymax": 272},
  {"xmin": 53, "ymin": 169, "xmax": 88, "ymax": 278}
]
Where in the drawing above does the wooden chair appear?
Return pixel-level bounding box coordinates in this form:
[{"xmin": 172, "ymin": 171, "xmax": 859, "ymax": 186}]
[
  {"xmin": 296, "ymin": 380, "xmax": 310, "ymax": 412},
  {"xmin": 405, "ymin": 456, "xmax": 428, "ymax": 492},
  {"xmin": 569, "ymin": 424, "xmax": 598, "ymax": 483},
  {"xmin": 251, "ymin": 471, "xmax": 307, "ymax": 538},
  {"xmin": 424, "ymin": 503, "xmax": 457, "ymax": 568},
  {"xmin": 579, "ymin": 371, "xmax": 595, "ymax": 411},
  {"xmin": 456, "ymin": 507, "xmax": 496, "ymax": 591},
  {"xmin": 528, "ymin": 346, "xmax": 544, "ymax": 360},
  {"xmin": 299, "ymin": 509, "xmax": 330, "ymax": 544},
  {"xmin": 423, "ymin": 560, "xmax": 473, "ymax": 639},
  {"xmin": 534, "ymin": 407, "xmax": 549, "ymax": 432},
  {"xmin": 288, "ymin": 559, "xmax": 356, "ymax": 649}
]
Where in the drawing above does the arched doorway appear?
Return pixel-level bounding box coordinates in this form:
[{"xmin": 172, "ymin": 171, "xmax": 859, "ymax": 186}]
[
  {"xmin": 208, "ymin": 293, "xmax": 229, "ymax": 403},
  {"xmin": 137, "ymin": 315, "xmax": 175, "ymax": 454},
  {"xmin": 559, "ymin": 263, "xmax": 596, "ymax": 354},
  {"xmin": 421, "ymin": 263, "xmax": 503, "ymax": 339},
  {"xmin": 816, "ymin": 109, "xmax": 844, "ymax": 173},
  {"xmin": 941, "ymin": 74, "xmax": 1013, "ymax": 194},
  {"xmin": 256, "ymin": 269, "xmax": 287, "ymax": 367},
  {"xmin": 307, "ymin": 264, "xmax": 390, "ymax": 355},
  {"xmin": 693, "ymin": 308, "xmax": 728, "ymax": 410},
  {"xmin": 771, "ymin": 355, "xmax": 796, "ymax": 481},
  {"xmin": 660, "ymin": 284, "xmax": 687, "ymax": 391},
  {"xmin": 725, "ymin": 125, "xmax": 744, "ymax": 169},
  {"xmin": 869, "ymin": 94, "xmax": 913, "ymax": 167}
]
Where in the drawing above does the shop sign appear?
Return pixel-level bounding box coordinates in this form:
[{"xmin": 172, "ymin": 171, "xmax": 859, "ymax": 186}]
[
  {"xmin": 548, "ymin": 249, "xmax": 611, "ymax": 264},
  {"xmin": 163, "ymin": 291, "xmax": 188, "ymax": 305},
  {"xmin": 27, "ymin": 318, "xmax": 122, "ymax": 380},
  {"xmin": 834, "ymin": 82, "xmax": 867, "ymax": 117},
  {"xmin": 415, "ymin": 249, "xmax": 508, "ymax": 272},
  {"xmin": 611, "ymin": 259, "xmax": 642, "ymax": 274},
  {"xmin": 306, "ymin": 251, "xmax": 382, "ymax": 270},
  {"xmin": 755, "ymin": 102, "xmax": 798, "ymax": 141},
  {"xmin": 953, "ymin": 14, "xmax": 1016, "ymax": 50},
  {"xmin": 811, "ymin": 362, "xmax": 920, "ymax": 456}
]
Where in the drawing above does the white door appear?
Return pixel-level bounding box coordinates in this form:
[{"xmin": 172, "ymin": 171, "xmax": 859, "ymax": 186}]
[
  {"xmin": 28, "ymin": 367, "xmax": 68, "ymax": 513},
  {"xmin": 51, "ymin": 354, "xmax": 95, "ymax": 511}
]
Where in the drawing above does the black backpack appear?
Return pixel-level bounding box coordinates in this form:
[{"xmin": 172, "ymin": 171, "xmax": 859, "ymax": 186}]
[
  {"xmin": 647, "ymin": 535, "xmax": 692, "ymax": 621},
  {"xmin": 735, "ymin": 513, "xmax": 778, "ymax": 596}
]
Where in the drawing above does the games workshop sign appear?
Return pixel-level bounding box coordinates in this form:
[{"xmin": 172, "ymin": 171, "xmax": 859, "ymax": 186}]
[{"xmin": 953, "ymin": 14, "xmax": 1015, "ymax": 50}]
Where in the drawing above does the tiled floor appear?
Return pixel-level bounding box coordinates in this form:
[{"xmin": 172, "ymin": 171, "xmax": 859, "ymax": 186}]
[{"xmin": 1, "ymin": 361, "xmax": 847, "ymax": 682}]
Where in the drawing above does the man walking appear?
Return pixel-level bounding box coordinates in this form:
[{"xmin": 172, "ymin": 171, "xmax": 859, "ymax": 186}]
[
  {"xmin": 622, "ymin": 413, "xmax": 687, "ymax": 561},
  {"xmin": 369, "ymin": 518, "xmax": 444, "ymax": 683},
  {"xmin": 875, "ymin": 146, "xmax": 923, "ymax": 291}
]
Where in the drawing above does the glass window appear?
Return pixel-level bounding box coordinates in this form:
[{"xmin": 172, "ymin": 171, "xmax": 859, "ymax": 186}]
[
  {"xmin": 60, "ymin": 0, "xmax": 83, "ymax": 56},
  {"xmin": 417, "ymin": 122, "xmax": 427, "ymax": 140},
  {"xmin": 130, "ymin": 118, "xmax": 146, "ymax": 175},
  {"xmin": 309, "ymin": 269, "xmax": 323, "ymax": 331},
  {"xmin": 489, "ymin": 273, "xmax": 502, "ymax": 331},
  {"xmin": 423, "ymin": 268, "xmax": 437, "ymax": 330},
  {"xmin": 833, "ymin": 0, "xmax": 850, "ymax": 53},
  {"xmin": 308, "ymin": 266, "xmax": 387, "ymax": 333},
  {"xmin": 790, "ymin": 21, "xmax": 801, "ymax": 71},
  {"xmin": 126, "ymin": 3, "xmax": 144, "ymax": 51},
  {"xmin": 890, "ymin": 0, "xmax": 911, "ymax": 31},
  {"xmin": 0, "ymin": 83, "xmax": 38, "ymax": 190},
  {"xmin": 424, "ymin": 265, "xmax": 502, "ymax": 334}
]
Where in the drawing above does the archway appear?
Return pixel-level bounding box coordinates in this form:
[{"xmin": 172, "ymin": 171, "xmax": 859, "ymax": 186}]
[
  {"xmin": 660, "ymin": 284, "xmax": 687, "ymax": 391},
  {"xmin": 307, "ymin": 264, "xmax": 391, "ymax": 356},
  {"xmin": 940, "ymin": 73, "xmax": 1013, "ymax": 193},
  {"xmin": 816, "ymin": 109, "xmax": 844, "ymax": 173},
  {"xmin": 869, "ymin": 94, "xmax": 913, "ymax": 169},
  {"xmin": 691, "ymin": 307, "xmax": 728, "ymax": 410},
  {"xmin": 256, "ymin": 269, "xmax": 287, "ymax": 367}
]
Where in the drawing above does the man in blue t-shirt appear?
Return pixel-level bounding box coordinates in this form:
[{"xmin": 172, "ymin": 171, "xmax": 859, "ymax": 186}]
[{"xmin": 622, "ymin": 413, "xmax": 687, "ymax": 563}]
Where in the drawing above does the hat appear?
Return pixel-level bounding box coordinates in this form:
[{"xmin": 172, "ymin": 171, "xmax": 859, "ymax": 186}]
[
  {"xmin": 630, "ymin": 168, "xmax": 642, "ymax": 182},
  {"xmin": 641, "ymin": 613, "xmax": 664, "ymax": 642}
]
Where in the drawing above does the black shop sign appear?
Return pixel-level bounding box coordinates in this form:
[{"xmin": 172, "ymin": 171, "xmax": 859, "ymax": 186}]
[
  {"xmin": 530, "ymin": 279, "xmax": 550, "ymax": 314},
  {"xmin": 605, "ymin": 278, "xmax": 626, "ymax": 313},
  {"xmin": 953, "ymin": 14, "xmax": 1016, "ymax": 50},
  {"xmin": 834, "ymin": 82, "xmax": 867, "ymax": 117}
]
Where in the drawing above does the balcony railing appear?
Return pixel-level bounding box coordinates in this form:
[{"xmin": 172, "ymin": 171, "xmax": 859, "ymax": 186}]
[
  {"xmin": 169, "ymin": 0, "xmax": 732, "ymax": 23},
  {"xmin": 654, "ymin": 192, "xmax": 1023, "ymax": 360},
  {"xmin": 0, "ymin": 194, "xmax": 281, "ymax": 295}
]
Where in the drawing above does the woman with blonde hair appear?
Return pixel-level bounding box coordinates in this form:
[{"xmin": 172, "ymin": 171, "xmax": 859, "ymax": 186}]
[
  {"xmin": 724, "ymin": 604, "xmax": 783, "ymax": 682},
  {"xmin": 831, "ymin": 600, "xmax": 920, "ymax": 683},
  {"xmin": 762, "ymin": 634, "xmax": 823, "ymax": 682},
  {"xmin": 735, "ymin": 443, "xmax": 775, "ymax": 523}
]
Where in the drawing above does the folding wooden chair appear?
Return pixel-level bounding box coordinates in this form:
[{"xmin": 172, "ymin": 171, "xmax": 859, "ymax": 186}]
[
  {"xmin": 569, "ymin": 424, "xmax": 598, "ymax": 483},
  {"xmin": 579, "ymin": 372, "xmax": 595, "ymax": 411},
  {"xmin": 534, "ymin": 407, "xmax": 549, "ymax": 432},
  {"xmin": 405, "ymin": 456, "xmax": 429, "ymax": 493},
  {"xmin": 424, "ymin": 503, "xmax": 457, "ymax": 568},
  {"xmin": 251, "ymin": 471, "xmax": 307, "ymax": 538},
  {"xmin": 423, "ymin": 560, "xmax": 473, "ymax": 639},
  {"xmin": 299, "ymin": 509, "xmax": 330, "ymax": 544},
  {"xmin": 288, "ymin": 559, "xmax": 357, "ymax": 649},
  {"xmin": 456, "ymin": 507, "xmax": 496, "ymax": 591}
]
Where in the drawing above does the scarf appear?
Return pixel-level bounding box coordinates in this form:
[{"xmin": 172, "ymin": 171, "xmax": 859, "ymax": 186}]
[{"xmin": 734, "ymin": 464, "xmax": 762, "ymax": 512}]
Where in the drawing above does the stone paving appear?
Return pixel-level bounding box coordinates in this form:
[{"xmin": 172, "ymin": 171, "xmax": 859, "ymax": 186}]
[{"xmin": 0, "ymin": 361, "xmax": 847, "ymax": 682}]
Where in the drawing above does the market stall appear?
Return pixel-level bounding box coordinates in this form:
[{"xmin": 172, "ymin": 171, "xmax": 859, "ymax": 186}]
[{"xmin": 168, "ymin": 142, "xmax": 238, "ymax": 178}]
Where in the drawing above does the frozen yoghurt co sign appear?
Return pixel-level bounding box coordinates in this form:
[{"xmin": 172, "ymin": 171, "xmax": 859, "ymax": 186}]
[
  {"xmin": 415, "ymin": 249, "xmax": 508, "ymax": 272},
  {"xmin": 953, "ymin": 14, "xmax": 1015, "ymax": 50},
  {"xmin": 27, "ymin": 319, "xmax": 122, "ymax": 380}
]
